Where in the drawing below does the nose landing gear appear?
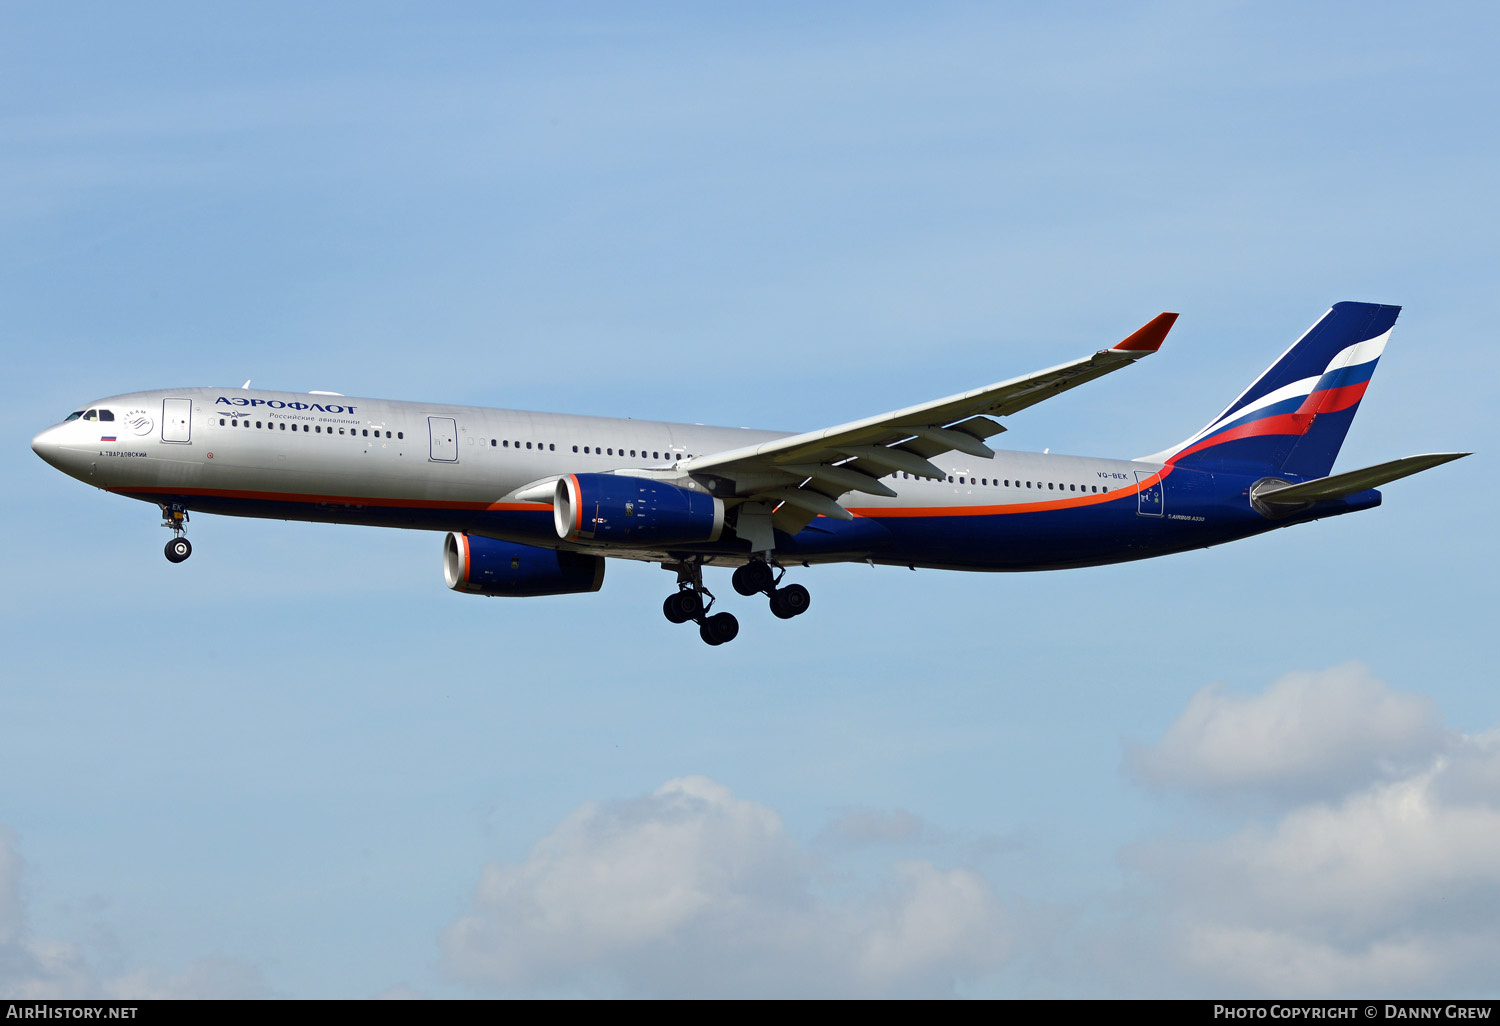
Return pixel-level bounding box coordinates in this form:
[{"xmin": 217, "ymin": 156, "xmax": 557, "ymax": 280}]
[
  {"xmin": 161, "ymin": 504, "xmax": 192, "ymax": 563},
  {"xmin": 662, "ymin": 559, "xmax": 740, "ymax": 646}
]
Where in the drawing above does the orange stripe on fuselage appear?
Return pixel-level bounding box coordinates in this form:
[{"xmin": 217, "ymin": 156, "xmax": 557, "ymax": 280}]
[
  {"xmin": 117, "ymin": 473, "xmax": 1171, "ymax": 524},
  {"xmin": 112, "ymin": 485, "xmax": 550, "ymax": 513}
]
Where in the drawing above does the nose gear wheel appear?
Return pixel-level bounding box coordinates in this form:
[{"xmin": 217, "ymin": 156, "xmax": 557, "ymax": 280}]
[{"xmin": 160, "ymin": 504, "xmax": 192, "ymax": 563}]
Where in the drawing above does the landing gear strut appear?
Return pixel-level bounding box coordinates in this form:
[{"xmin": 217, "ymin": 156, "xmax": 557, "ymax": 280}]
[
  {"xmin": 662, "ymin": 559, "xmax": 739, "ymax": 646},
  {"xmin": 161, "ymin": 504, "xmax": 192, "ymax": 563},
  {"xmin": 732, "ymin": 558, "xmax": 812, "ymax": 621}
]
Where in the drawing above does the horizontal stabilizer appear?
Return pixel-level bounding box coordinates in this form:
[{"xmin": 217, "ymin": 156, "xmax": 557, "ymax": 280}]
[{"xmin": 1252, "ymin": 452, "xmax": 1469, "ymax": 510}]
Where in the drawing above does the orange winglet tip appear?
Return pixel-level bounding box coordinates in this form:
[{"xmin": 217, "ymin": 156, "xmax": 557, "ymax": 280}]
[{"xmin": 1112, "ymin": 312, "xmax": 1178, "ymax": 352}]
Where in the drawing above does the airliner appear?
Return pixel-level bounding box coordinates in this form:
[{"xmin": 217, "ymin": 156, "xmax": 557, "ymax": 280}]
[{"xmin": 30, "ymin": 302, "xmax": 1466, "ymax": 645}]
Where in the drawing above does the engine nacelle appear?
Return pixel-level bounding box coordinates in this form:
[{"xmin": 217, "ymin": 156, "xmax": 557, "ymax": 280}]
[
  {"xmin": 443, "ymin": 533, "xmax": 605, "ymax": 597},
  {"xmin": 554, "ymin": 473, "xmax": 725, "ymax": 545}
]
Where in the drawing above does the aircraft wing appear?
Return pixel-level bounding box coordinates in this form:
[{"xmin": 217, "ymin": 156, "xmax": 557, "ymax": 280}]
[{"xmin": 682, "ymin": 313, "xmax": 1178, "ymax": 532}]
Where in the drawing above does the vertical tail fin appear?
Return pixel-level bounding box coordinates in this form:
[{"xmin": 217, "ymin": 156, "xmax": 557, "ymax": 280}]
[{"xmin": 1144, "ymin": 302, "xmax": 1399, "ymax": 477}]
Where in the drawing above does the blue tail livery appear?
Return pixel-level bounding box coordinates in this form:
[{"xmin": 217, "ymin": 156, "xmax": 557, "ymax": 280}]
[
  {"xmin": 1146, "ymin": 301, "xmax": 1398, "ymax": 477},
  {"xmin": 31, "ymin": 302, "xmax": 1468, "ymax": 645}
]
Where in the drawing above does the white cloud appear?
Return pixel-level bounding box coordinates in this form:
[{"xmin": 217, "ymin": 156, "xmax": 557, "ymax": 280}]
[
  {"xmin": 1134, "ymin": 738, "xmax": 1500, "ymax": 993},
  {"xmin": 440, "ymin": 776, "xmax": 1007, "ymax": 997},
  {"xmin": 0, "ymin": 827, "xmax": 266, "ymax": 999},
  {"xmin": 1128, "ymin": 662, "xmax": 1450, "ymax": 802},
  {"xmin": 1109, "ymin": 668, "xmax": 1500, "ymax": 996}
]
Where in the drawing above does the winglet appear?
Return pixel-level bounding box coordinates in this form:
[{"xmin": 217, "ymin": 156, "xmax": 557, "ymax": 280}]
[{"xmin": 1112, "ymin": 312, "xmax": 1179, "ymax": 353}]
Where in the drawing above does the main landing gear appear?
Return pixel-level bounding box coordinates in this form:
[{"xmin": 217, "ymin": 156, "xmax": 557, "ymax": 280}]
[
  {"xmin": 161, "ymin": 504, "xmax": 192, "ymax": 563},
  {"xmin": 661, "ymin": 557, "xmax": 811, "ymax": 646},
  {"xmin": 662, "ymin": 559, "xmax": 739, "ymax": 646},
  {"xmin": 732, "ymin": 559, "xmax": 811, "ymax": 621}
]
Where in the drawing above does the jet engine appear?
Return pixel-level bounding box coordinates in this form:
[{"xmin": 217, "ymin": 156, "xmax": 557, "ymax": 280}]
[
  {"xmin": 553, "ymin": 473, "xmax": 724, "ymax": 545},
  {"xmin": 443, "ymin": 533, "xmax": 605, "ymax": 597}
]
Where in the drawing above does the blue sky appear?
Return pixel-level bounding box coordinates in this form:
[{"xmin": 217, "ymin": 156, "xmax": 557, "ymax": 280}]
[{"xmin": 2, "ymin": 1, "xmax": 1497, "ymax": 998}]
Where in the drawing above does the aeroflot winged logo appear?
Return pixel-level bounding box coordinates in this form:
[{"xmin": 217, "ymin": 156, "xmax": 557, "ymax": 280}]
[{"xmin": 215, "ymin": 396, "xmax": 359, "ymax": 415}]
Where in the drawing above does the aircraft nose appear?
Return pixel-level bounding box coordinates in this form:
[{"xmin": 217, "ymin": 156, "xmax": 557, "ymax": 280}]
[{"xmin": 31, "ymin": 425, "xmax": 65, "ymax": 468}]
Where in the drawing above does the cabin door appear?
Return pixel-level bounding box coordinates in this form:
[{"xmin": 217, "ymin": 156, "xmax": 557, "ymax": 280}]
[
  {"xmin": 1135, "ymin": 470, "xmax": 1164, "ymax": 517},
  {"xmin": 161, "ymin": 398, "xmax": 192, "ymax": 443},
  {"xmin": 428, "ymin": 417, "xmax": 458, "ymax": 462}
]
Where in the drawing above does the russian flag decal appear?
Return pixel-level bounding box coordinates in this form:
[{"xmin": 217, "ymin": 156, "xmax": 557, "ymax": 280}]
[{"xmin": 101, "ymin": 436, "xmax": 116, "ymax": 442}]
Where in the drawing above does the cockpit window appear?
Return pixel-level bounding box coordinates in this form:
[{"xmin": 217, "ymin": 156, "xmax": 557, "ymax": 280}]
[
  {"xmin": 97, "ymin": 409, "xmax": 115, "ymax": 421},
  {"xmin": 64, "ymin": 411, "xmax": 84, "ymax": 422},
  {"xmin": 81, "ymin": 410, "xmax": 98, "ymax": 421}
]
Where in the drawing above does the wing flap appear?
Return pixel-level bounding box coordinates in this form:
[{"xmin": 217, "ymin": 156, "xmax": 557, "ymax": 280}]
[
  {"xmin": 897, "ymin": 426, "xmax": 996, "ymax": 459},
  {"xmin": 779, "ymin": 463, "xmax": 898, "ymax": 497}
]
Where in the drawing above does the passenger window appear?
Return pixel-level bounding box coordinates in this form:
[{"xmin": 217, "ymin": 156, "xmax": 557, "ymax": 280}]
[
  {"xmin": 526, "ymin": 442, "xmax": 532, "ymax": 449},
  {"xmin": 258, "ymin": 421, "xmax": 264, "ymax": 429},
  {"xmin": 654, "ymin": 452, "xmax": 660, "ymax": 460},
  {"xmin": 549, "ymin": 444, "xmax": 555, "ymax": 451},
  {"xmin": 220, "ymin": 418, "xmax": 226, "ymax": 426},
  {"xmin": 280, "ymin": 423, "xmax": 286, "ymax": 430},
  {"xmin": 608, "ymin": 448, "xmax": 614, "ymax": 456},
  {"xmin": 398, "ymin": 432, "xmax": 403, "ymax": 439},
  {"xmin": 630, "ymin": 450, "xmax": 636, "ymax": 458}
]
